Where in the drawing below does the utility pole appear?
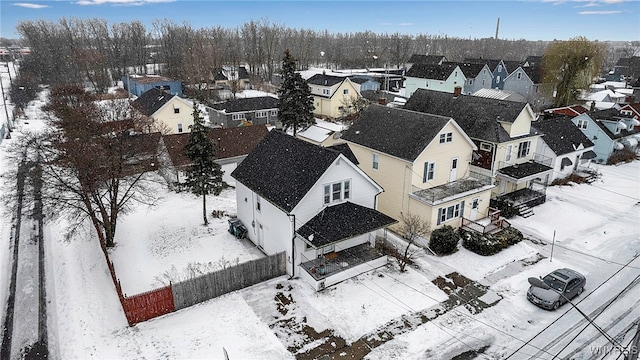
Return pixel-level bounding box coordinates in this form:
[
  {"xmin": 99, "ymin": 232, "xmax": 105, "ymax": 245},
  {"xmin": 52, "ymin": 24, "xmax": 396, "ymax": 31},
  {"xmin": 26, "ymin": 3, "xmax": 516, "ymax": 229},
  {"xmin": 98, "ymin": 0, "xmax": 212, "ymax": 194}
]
[{"xmin": 495, "ymin": 17, "xmax": 500, "ymax": 40}]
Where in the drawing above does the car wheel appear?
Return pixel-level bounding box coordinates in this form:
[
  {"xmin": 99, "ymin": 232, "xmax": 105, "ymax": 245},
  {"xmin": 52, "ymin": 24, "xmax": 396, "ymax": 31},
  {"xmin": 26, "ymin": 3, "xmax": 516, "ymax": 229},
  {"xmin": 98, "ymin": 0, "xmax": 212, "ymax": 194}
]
[{"xmin": 553, "ymin": 301, "xmax": 560, "ymax": 310}]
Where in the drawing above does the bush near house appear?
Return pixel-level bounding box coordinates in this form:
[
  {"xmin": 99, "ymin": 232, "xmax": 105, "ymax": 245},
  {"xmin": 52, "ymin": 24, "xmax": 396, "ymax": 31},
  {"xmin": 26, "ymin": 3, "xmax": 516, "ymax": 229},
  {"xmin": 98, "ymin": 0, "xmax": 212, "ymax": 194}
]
[
  {"xmin": 429, "ymin": 225, "xmax": 460, "ymax": 255},
  {"xmin": 489, "ymin": 198, "xmax": 519, "ymax": 218},
  {"xmin": 607, "ymin": 148, "xmax": 637, "ymax": 165},
  {"xmin": 460, "ymin": 227, "xmax": 524, "ymax": 256}
]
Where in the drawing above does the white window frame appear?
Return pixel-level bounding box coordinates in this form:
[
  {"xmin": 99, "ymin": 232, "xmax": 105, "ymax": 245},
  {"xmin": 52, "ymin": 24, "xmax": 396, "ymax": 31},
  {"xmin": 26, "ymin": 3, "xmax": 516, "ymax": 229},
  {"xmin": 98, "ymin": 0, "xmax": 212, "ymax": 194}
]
[
  {"xmin": 439, "ymin": 203, "xmax": 461, "ymax": 224},
  {"xmin": 270, "ymin": 109, "xmax": 278, "ymax": 116},
  {"xmin": 256, "ymin": 111, "xmax": 267, "ymax": 118},
  {"xmin": 439, "ymin": 132, "xmax": 453, "ymax": 144},
  {"xmin": 517, "ymin": 141, "xmax": 530, "ymax": 158},
  {"xmin": 423, "ymin": 162, "xmax": 435, "ymax": 182},
  {"xmin": 372, "ymin": 153, "xmax": 379, "ymax": 170},
  {"xmin": 343, "ymin": 89, "xmax": 349, "ymax": 95},
  {"xmin": 505, "ymin": 144, "xmax": 513, "ymax": 162},
  {"xmin": 232, "ymin": 113, "xmax": 246, "ymax": 121},
  {"xmin": 177, "ymin": 123, "xmax": 183, "ymax": 133},
  {"xmin": 480, "ymin": 142, "xmax": 492, "ymax": 151},
  {"xmin": 323, "ymin": 180, "xmax": 351, "ymax": 205},
  {"xmin": 323, "ymin": 89, "xmax": 330, "ymax": 95},
  {"xmin": 577, "ymin": 118, "xmax": 588, "ymax": 130}
]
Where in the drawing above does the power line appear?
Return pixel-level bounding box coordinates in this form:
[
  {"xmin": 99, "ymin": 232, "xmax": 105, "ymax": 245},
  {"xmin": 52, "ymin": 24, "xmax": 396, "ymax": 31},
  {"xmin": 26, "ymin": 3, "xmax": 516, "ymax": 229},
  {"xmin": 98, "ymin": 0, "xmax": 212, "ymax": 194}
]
[{"xmin": 504, "ymin": 252, "xmax": 640, "ymax": 359}]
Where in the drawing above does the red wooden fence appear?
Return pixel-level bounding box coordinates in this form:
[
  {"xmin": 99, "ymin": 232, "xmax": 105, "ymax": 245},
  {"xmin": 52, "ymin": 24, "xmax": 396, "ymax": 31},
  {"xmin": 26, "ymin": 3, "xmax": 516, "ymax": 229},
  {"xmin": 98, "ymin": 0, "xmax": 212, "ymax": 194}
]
[
  {"xmin": 106, "ymin": 258, "xmax": 175, "ymax": 325},
  {"xmin": 121, "ymin": 286, "xmax": 175, "ymax": 325}
]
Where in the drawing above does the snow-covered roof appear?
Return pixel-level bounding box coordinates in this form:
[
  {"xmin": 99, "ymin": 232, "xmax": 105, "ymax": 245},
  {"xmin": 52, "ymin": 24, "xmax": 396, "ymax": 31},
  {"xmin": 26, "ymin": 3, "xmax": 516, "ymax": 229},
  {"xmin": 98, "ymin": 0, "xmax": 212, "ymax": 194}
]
[
  {"xmin": 297, "ymin": 125, "xmax": 334, "ymax": 143},
  {"xmin": 472, "ymin": 88, "xmax": 526, "ymax": 102}
]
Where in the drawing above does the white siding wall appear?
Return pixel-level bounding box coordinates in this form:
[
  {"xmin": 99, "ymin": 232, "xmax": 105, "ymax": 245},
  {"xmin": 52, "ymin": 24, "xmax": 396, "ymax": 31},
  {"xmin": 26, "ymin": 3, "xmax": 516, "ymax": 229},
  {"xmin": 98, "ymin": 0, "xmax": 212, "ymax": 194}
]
[{"xmin": 292, "ymin": 156, "xmax": 380, "ymax": 226}]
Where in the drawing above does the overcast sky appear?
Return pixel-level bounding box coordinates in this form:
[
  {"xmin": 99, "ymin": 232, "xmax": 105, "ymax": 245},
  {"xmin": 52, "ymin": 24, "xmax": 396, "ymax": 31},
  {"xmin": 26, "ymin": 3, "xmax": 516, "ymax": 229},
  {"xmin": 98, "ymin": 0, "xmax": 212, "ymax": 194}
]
[{"xmin": 1, "ymin": 0, "xmax": 639, "ymax": 42}]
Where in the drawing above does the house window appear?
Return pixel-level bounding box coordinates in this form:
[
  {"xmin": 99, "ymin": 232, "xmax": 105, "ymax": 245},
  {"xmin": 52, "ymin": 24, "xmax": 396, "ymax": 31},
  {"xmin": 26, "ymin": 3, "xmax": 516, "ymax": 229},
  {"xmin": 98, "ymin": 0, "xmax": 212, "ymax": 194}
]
[
  {"xmin": 517, "ymin": 141, "xmax": 530, "ymax": 158},
  {"xmin": 256, "ymin": 196, "xmax": 261, "ymax": 211},
  {"xmin": 423, "ymin": 162, "xmax": 435, "ymax": 182},
  {"xmin": 270, "ymin": 109, "xmax": 278, "ymax": 116},
  {"xmin": 482, "ymin": 79, "xmax": 485, "ymax": 86},
  {"xmin": 177, "ymin": 123, "xmax": 183, "ymax": 133},
  {"xmin": 232, "ymin": 113, "xmax": 245, "ymax": 121},
  {"xmin": 174, "ymin": 107, "xmax": 180, "ymax": 114},
  {"xmin": 480, "ymin": 143, "xmax": 492, "ymax": 151},
  {"xmin": 517, "ymin": 72, "xmax": 522, "ymax": 80},
  {"xmin": 454, "ymin": 71, "xmax": 458, "ymax": 77},
  {"xmin": 577, "ymin": 119, "xmax": 588, "ymax": 130},
  {"xmin": 438, "ymin": 202, "xmax": 462, "ymax": 224},
  {"xmin": 496, "ymin": 75, "xmax": 501, "ymax": 83},
  {"xmin": 498, "ymin": 64, "xmax": 503, "ymax": 72},
  {"xmin": 505, "ymin": 144, "xmax": 513, "ymax": 162},
  {"xmin": 372, "ymin": 153, "xmax": 379, "ymax": 170},
  {"xmin": 256, "ymin": 111, "xmax": 267, "ymax": 118},
  {"xmin": 469, "ymin": 79, "xmax": 473, "ymax": 85},
  {"xmin": 323, "ymin": 89, "xmax": 330, "ymax": 95},
  {"xmin": 439, "ymin": 132, "xmax": 453, "ymax": 143},
  {"xmin": 343, "ymin": 89, "xmax": 349, "ymax": 95},
  {"xmin": 323, "ymin": 180, "xmax": 351, "ymax": 205}
]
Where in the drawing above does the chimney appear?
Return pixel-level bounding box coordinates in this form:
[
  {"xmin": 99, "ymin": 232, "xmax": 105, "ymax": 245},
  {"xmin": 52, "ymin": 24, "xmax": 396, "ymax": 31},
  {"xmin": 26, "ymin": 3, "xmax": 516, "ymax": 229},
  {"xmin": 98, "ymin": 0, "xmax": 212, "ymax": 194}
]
[{"xmin": 453, "ymin": 86, "xmax": 462, "ymax": 97}]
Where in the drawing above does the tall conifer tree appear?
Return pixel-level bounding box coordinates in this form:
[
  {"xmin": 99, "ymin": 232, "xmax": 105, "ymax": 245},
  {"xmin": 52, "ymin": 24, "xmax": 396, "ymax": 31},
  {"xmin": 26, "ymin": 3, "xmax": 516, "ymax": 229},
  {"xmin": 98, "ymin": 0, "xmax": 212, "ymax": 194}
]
[
  {"xmin": 277, "ymin": 49, "xmax": 315, "ymax": 136},
  {"xmin": 183, "ymin": 102, "xmax": 225, "ymax": 225}
]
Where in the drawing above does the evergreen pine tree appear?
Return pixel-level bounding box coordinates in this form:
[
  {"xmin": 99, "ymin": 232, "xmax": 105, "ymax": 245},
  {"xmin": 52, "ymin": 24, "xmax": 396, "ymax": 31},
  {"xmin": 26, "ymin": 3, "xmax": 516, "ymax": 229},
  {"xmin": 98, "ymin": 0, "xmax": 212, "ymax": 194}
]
[
  {"xmin": 183, "ymin": 102, "xmax": 226, "ymax": 225},
  {"xmin": 277, "ymin": 49, "xmax": 315, "ymax": 136}
]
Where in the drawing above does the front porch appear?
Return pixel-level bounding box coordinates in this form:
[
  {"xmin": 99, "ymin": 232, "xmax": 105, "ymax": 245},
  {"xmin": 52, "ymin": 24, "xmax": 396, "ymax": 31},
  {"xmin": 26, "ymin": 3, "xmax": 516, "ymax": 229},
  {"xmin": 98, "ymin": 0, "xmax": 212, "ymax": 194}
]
[
  {"xmin": 461, "ymin": 207, "xmax": 511, "ymax": 234},
  {"xmin": 299, "ymin": 243, "xmax": 388, "ymax": 290}
]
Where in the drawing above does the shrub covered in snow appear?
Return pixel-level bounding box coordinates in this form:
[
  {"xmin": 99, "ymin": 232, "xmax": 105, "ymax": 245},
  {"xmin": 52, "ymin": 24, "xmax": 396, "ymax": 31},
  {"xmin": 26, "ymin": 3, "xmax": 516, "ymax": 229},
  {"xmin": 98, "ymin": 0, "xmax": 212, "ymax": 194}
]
[
  {"xmin": 429, "ymin": 225, "xmax": 460, "ymax": 255},
  {"xmin": 460, "ymin": 227, "xmax": 524, "ymax": 256}
]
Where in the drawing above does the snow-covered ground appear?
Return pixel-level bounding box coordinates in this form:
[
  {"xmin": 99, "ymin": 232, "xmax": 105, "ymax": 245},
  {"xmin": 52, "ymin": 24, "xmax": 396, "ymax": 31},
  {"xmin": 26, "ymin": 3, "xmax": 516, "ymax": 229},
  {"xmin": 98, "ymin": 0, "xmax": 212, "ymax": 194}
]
[{"xmin": 1, "ymin": 64, "xmax": 639, "ymax": 359}]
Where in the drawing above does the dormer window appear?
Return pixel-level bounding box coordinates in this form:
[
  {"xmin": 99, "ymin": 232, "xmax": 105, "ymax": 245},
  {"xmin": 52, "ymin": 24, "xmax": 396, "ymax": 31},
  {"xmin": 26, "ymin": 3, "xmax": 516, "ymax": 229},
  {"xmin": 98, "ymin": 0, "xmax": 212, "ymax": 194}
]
[
  {"xmin": 343, "ymin": 89, "xmax": 349, "ymax": 95},
  {"xmin": 577, "ymin": 119, "xmax": 588, "ymax": 130},
  {"xmin": 323, "ymin": 89, "xmax": 330, "ymax": 95}
]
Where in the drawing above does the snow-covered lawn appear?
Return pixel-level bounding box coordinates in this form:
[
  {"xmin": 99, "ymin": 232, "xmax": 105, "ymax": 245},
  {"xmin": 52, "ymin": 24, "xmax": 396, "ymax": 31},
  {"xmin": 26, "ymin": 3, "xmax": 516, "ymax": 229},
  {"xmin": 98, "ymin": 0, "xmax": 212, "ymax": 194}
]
[{"xmin": 109, "ymin": 187, "xmax": 265, "ymax": 295}]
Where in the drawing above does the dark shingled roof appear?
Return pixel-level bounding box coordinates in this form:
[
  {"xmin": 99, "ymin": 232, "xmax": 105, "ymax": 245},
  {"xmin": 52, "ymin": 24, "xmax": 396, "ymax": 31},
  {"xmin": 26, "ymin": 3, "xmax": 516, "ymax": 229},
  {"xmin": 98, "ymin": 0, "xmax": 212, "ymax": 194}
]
[
  {"xmin": 498, "ymin": 161, "xmax": 553, "ymax": 180},
  {"xmin": 503, "ymin": 60, "xmax": 523, "ymax": 73},
  {"xmin": 588, "ymin": 109, "xmax": 640, "ymax": 140},
  {"xmin": 162, "ymin": 125, "xmax": 270, "ymax": 167},
  {"xmin": 307, "ymin": 73, "xmax": 346, "ymax": 86},
  {"xmin": 534, "ymin": 116, "xmax": 594, "ymax": 156},
  {"xmin": 211, "ymin": 96, "xmax": 278, "ymax": 113},
  {"xmin": 407, "ymin": 54, "xmax": 447, "ymax": 65},
  {"xmin": 212, "ymin": 68, "xmax": 228, "ymax": 81},
  {"xmin": 464, "ymin": 58, "xmax": 503, "ymax": 72},
  {"xmin": 231, "ymin": 130, "xmax": 349, "ymax": 212},
  {"xmin": 405, "ymin": 63, "xmax": 458, "ymax": 80},
  {"xmin": 297, "ymin": 202, "xmax": 397, "ymax": 247},
  {"xmin": 521, "ymin": 66, "xmax": 544, "ymax": 84},
  {"xmin": 341, "ymin": 104, "xmax": 452, "ymax": 162},
  {"xmin": 326, "ymin": 143, "xmax": 359, "ymax": 165},
  {"xmin": 131, "ymin": 87, "xmax": 175, "ymax": 116},
  {"xmin": 455, "ymin": 62, "xmax": 488, "ymax": 78},
  {"xmin": 403, "ymin": 88, "xmax": 529, "ymax": 143}
]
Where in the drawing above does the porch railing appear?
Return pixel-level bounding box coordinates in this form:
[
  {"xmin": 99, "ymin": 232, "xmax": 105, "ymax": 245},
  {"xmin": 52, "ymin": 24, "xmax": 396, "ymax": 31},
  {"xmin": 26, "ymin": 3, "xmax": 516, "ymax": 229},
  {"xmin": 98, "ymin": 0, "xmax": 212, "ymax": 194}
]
[
  {"xmin": 299, "ymin": 243, "xmax": 385, "ymax": 281},
  {"xmin": 461, "ymin": 207, "xmax": 511, "ymax": 234}
]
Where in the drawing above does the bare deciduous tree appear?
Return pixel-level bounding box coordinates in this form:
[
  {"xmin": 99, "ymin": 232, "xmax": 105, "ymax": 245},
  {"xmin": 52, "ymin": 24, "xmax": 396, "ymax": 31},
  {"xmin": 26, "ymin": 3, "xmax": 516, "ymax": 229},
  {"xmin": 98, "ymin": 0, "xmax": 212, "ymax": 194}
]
[{"xmin": 396, "ymin": 213, "xmax": 430, "ymax": 272}]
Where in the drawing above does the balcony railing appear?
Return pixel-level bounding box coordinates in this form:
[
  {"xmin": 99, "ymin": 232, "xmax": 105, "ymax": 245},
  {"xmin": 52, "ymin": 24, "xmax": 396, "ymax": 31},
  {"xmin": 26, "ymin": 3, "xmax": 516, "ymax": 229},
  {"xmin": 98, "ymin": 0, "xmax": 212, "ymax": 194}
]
[{"xmin": 299, "ymin": 243, "xmax": 385, "ymax": 281}]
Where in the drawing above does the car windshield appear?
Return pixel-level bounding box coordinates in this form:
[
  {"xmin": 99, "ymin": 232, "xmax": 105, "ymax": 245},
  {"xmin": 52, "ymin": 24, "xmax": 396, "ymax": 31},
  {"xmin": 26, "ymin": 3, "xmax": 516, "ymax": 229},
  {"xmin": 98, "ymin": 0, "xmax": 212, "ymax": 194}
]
[{"xmin": 542, "ymin": 274, "xmax": 567, "ymax": 292}]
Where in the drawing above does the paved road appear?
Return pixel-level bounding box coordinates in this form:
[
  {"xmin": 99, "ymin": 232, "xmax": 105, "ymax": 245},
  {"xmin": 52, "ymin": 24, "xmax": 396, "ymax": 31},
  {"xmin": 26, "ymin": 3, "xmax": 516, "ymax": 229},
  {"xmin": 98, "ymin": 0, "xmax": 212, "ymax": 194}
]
[{"xmin": 1, "ymin": 160, "xmax": 48, "ymax": 359}]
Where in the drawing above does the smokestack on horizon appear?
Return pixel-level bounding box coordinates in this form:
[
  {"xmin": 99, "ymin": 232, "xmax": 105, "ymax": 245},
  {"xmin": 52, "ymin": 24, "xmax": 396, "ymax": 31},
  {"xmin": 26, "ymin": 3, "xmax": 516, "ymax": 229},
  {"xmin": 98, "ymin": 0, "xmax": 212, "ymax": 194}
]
[{"xmin": 495, "ymin": 17, "xmax": 500, "ymax": 39}]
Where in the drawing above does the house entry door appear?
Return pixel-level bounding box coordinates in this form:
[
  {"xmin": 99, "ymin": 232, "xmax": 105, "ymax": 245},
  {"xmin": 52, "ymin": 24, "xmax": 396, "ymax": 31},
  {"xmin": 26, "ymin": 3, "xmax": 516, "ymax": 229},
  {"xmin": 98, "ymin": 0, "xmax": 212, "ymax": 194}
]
[
  {"xmin": 470, "ymin": 198, "xmax": 479, "ymax": 221},
  {"xmin": 449, "ymin": 158, "xmax": 458, "ymax": 182}
]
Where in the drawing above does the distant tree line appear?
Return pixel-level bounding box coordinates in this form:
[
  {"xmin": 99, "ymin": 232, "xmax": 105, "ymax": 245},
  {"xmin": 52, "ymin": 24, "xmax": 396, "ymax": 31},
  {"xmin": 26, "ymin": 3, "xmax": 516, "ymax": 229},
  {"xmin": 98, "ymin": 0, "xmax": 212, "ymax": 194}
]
[{"xmin": 14, "ymin": 17, "xmax": 552, "ymax": 93}]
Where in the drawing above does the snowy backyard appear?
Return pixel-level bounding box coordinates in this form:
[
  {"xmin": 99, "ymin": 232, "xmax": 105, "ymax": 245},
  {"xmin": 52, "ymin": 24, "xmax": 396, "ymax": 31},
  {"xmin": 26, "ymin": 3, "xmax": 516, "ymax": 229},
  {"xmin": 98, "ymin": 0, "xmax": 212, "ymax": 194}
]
[{"xmin": 1, "ymin": 68, "xmax": 639, "ymax": 359}]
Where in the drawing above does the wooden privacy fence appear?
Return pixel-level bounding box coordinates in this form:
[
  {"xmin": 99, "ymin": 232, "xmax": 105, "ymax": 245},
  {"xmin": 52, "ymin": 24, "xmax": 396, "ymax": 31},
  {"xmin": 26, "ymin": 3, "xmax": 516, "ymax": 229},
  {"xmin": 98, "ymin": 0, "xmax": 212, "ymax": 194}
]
[
  {"xmin": 105, "ymin": 252, "xmax": 286, "ymax": 325},
  {"xmin": 121, "ymin": 286, "xmax": 175, "ymax": 325},
  {"xmin": 172, "ymin": 252, "xmax": 287, "ymax": 310}
]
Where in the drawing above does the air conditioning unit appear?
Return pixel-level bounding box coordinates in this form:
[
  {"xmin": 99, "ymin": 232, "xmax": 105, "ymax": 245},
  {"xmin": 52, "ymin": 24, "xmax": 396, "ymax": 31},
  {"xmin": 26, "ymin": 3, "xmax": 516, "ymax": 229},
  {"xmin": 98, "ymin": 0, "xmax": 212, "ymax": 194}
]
[{"xmin": 318, "ymin": 281, "xmax": 326, "ymax": 291}]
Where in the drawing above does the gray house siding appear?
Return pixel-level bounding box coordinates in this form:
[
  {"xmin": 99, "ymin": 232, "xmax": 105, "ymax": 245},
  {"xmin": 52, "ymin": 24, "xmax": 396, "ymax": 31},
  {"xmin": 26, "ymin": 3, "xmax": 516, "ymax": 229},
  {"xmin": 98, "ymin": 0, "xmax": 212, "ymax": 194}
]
[
  {"xmin": 208, "ymin": 108, "xmax": 279, "ymax": 128},
  {"xmin": 492, "ymin": 61, "xmax": 510, "ymax": 89},
  {"xmin": 464, "ymin": 66, "xmax": 494, "ymax": 94},
  {"xmin": 571, "ymin": 114, "xmax": 614, "ymax": 163}
]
